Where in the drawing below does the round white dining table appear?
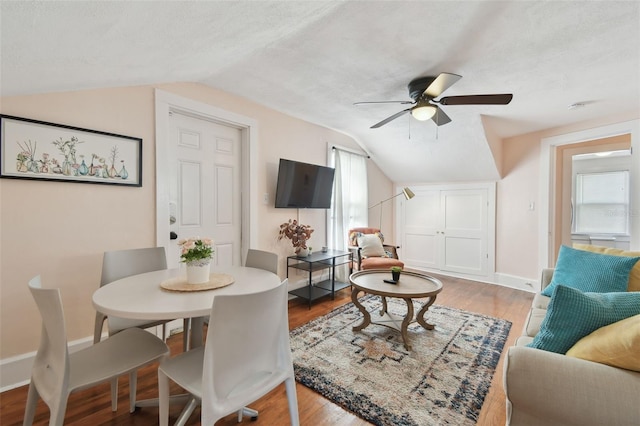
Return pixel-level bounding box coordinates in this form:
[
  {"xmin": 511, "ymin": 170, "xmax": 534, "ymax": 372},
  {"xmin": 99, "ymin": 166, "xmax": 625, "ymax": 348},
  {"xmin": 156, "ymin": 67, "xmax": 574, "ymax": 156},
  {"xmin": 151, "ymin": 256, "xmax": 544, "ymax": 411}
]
[{"xmin": 92, "ymin": 265, "xmax": 282, "ymax": 347}]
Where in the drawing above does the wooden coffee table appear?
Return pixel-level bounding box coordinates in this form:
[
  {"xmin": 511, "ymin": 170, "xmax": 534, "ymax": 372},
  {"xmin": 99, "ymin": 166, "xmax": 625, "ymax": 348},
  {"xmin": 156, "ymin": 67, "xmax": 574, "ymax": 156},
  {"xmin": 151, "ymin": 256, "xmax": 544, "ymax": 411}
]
[{"xmin": 349, "ymin": 269, "xmax": 443, "ymax": 350}]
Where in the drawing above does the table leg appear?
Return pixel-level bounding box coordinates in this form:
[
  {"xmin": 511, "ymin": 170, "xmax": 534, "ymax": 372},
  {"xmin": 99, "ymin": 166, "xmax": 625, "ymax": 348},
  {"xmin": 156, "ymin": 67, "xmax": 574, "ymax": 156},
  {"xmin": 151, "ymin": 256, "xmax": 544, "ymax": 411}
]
[
  {"xmin": 190, "ymin": 317, "xmax": 204, "ymax": 348},
  {"xmin": 416, "ymin": 295, "xmax": 437, "ymax": 330},
  {"xmin": 351, "ymin": 288, "xmax": 371, "ymax": 331},
  {"xmin": 400, "ymin": 298, "xmax": 415, "ymax": 350},
  {"xmin": 380, "ymin": 296, "xmax": 388, "ymax": 316}
]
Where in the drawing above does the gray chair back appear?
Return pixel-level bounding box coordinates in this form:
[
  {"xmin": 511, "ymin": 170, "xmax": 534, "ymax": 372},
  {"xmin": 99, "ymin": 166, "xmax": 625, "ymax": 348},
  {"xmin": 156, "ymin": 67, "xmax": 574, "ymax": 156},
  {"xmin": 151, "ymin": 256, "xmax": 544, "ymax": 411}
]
[
  {"xmin": 245, "ymin": 249, "xmax": 278, "ymax": 275},
  {"xmin": 101, "ymin": 246, "xmax": 167, "ymax": 286}
]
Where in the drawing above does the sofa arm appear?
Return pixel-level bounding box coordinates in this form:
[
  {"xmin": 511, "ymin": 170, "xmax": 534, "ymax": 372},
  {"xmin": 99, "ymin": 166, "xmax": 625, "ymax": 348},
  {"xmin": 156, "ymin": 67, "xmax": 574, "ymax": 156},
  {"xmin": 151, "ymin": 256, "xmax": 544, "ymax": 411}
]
[
  {"xmin": 540, "ymin": 268, "xmax": 554, "ymax": 292},
  {"xmin": 504, "ymin": 346, "xmax": 640, "ymax": 426}
]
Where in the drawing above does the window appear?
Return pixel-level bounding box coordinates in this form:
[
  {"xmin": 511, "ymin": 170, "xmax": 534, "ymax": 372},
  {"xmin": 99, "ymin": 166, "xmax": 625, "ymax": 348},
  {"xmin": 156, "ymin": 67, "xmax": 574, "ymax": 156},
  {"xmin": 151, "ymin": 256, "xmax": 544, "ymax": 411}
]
[
  {"xmin": 328, "ymin": 147, "xmax": 368, "ymax": 252},
  {"xmin": 574, "ymin": 170, "xmax": 629, "ymax": 235}
]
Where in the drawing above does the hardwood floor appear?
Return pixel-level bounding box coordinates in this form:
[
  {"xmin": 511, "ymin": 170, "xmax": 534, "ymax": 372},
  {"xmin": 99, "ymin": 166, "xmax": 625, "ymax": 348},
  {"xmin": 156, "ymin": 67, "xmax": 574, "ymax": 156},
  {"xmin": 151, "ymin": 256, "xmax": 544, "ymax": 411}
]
[{"xmin": 1, "ymin": 272, "xmax": 533, "ymax": 425}]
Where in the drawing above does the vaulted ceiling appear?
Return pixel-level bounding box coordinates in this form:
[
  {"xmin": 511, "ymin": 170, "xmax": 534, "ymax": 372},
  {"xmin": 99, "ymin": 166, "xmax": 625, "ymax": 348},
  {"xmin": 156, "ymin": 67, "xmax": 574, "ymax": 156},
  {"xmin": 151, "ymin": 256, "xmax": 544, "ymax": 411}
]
[{"xmin": 2, "ymin": 1, "xmax": 639, "ymax": 182}]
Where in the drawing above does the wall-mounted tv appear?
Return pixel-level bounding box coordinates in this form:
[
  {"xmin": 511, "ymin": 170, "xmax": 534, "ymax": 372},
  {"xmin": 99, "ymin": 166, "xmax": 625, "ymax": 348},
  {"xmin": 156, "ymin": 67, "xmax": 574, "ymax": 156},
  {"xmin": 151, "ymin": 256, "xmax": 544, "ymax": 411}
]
[{"xmin": 275, "ymin": 158, "xmax": 335, "ymax": 209}]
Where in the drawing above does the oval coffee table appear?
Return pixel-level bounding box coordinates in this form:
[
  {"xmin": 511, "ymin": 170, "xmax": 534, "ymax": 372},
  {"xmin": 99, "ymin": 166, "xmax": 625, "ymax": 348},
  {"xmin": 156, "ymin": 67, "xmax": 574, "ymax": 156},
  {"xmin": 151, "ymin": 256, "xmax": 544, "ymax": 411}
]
[{"xmin": 349, "ymin": 269, "xmax": 443, "ymax": 350}]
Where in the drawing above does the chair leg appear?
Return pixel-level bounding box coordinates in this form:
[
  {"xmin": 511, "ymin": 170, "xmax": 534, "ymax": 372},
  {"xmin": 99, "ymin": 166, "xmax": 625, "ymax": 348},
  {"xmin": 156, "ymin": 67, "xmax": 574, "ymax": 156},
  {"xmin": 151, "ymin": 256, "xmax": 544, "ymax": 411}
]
[
  {"xmin": 158, "ymin": 369, "xmax": 170, "ymax": 426},
  {"xmin": 175, "ymin": 397, "xmax": 199, "ymax": 426},
  {"xmin": 110, "ymin": 377, "xmax": 118, "ymax": 411},
  {"xmin": 183, "ymin": 318, "xmax": 191, "ymax": 350},
  {"xmin": 22, "ymin": 382, "xmax": 39, "ymax": 426},
  {"xmin": 242, "ymin": 407, "xmax": 258, "ymax": 420},
  {"xmin": 285, "ymin": 377, "xmax": 300, "ymax": 426},
  {"xmin": 93, "ymin": 312, "xmax": 107, "ymax": 344},
  {"xmin": 237, "ymin": 406, "xmax": 258, "ymax": 422},
  {"xmin": 129, "ymin": 370, "xmax": 138, "ymax": 413},
  {"xmin": 50, "ymin": 393, "xmax": 69, "ymax": 426}
]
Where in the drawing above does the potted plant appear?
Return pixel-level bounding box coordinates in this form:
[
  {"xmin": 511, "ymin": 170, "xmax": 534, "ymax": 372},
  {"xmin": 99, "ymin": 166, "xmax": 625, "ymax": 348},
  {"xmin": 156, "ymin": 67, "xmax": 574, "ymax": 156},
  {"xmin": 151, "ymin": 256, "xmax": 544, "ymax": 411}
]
[
  {"xmin": 278, "ymin": 219, "xmax": 314, "ymax": 256},
  {"xmin": 391, "ymin": 266, "xmax": 402, "ymax": 281},
  {"xmin": 178, "ymin": 236, "xmax": 214, "ymax": 284}
]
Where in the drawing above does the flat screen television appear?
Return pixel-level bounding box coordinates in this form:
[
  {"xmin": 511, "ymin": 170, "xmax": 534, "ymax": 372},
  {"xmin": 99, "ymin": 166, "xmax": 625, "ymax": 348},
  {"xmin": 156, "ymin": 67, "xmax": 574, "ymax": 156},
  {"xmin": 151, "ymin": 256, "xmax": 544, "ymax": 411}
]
[{"xmin": 274, "ymin": 158, "xmax": 335, "ymax": 209}]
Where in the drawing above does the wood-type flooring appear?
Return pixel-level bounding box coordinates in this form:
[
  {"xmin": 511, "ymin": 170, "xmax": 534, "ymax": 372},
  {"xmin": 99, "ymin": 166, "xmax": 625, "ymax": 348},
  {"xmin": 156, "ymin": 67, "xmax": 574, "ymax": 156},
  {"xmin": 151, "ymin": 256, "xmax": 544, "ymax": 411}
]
[{"xmin": 1, "ymin": 271, "xmax": 533, "ymax": 425}]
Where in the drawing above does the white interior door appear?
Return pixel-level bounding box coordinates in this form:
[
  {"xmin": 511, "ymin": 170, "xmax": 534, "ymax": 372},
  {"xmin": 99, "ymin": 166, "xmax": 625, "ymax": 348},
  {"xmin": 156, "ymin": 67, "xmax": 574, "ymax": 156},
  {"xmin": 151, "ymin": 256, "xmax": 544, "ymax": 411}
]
[
  {"xmin": 440, "ymin": 189, "xmax": 488, "ymax": 276},
  {"xmin": 402, "ymin": 189, "xmax": 439, "ymax": 269},
  {"xmin": 168, "ymin": 112, "xmax": 241, "ymax": 269},
  {"xmin": 400, "ymin": 184, "xmax": 492, "ymax": 278}
]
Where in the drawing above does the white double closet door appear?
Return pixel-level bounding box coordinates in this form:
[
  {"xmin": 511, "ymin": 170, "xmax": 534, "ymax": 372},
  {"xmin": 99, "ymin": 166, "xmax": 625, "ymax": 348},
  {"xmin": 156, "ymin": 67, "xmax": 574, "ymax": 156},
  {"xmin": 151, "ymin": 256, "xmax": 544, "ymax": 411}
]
[
  {"xmin": 167, "ymin": 112, "xmax": 242, "ymax": 269},
  {"xmin": 400, "ymin": 183, "xmax": 495, "ymax": 277}
]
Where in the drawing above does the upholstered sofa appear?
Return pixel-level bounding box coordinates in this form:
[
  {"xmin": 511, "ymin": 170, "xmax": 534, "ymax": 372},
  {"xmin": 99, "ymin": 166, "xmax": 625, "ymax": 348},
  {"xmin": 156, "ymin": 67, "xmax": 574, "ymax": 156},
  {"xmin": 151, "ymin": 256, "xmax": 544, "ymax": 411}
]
[{"xmin": 503, "ymin": 246, "xmax": 640, "ymax": 426}]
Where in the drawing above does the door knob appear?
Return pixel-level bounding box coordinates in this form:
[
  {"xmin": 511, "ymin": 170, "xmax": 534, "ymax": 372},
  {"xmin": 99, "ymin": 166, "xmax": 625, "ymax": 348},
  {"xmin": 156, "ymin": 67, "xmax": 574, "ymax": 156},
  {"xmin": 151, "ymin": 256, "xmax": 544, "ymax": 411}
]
[{"xmin": 170, "ymin": 231, "xmax": 178, "ymax": 240}]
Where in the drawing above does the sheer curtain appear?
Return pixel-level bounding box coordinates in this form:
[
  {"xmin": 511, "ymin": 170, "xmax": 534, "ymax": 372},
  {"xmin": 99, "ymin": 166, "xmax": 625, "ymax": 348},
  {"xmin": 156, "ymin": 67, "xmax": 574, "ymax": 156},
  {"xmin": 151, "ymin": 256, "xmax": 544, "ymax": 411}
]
[{"xmin": 329, "ymin": 148, "xmax": 368, "ymax": 257}]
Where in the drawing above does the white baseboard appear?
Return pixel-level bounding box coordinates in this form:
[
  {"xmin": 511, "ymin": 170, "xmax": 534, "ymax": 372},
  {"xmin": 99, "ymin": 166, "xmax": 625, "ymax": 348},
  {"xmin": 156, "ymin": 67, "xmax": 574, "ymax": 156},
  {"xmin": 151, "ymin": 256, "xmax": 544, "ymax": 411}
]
[
  {"xmin": 0, "ymin": 327, "xmax": 165, "ymax": 393},
  {"xmin": 0, "ymin": 335, "xmax": 97, "ymax": 392},
  {"xmin": 1, "ymin": 270, "xmax": 535, "ymax": 392},
  {"xmin": 493, "ymin": 272, "xmax": 539, "ymax": 292},
  {"xmin": 0, "ymin": 276, "xmax": 319, "ymax": 391},
  {"xmin": 407, "ymin": 265, "xmax": 538, "ymax": 293}
]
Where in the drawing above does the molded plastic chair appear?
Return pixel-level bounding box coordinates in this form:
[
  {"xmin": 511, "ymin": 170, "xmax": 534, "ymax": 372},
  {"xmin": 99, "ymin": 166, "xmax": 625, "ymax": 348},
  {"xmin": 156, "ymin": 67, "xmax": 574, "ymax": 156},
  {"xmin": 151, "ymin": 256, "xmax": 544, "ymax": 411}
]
[
  {"xmin": 158, "ymin": 279, "xmax": 299, "ymax": 426},
  {"xmin": 200, "ymin": 248, "xmax": 279, "ymax": 420},
  {"xmin": 23, "ymin": 276, "xmax": 169, "ymax": 426},
  {"xmin": 245, "ymin": 248, "xmax": 278, "ymax": 275},
  {"xmin": 94, "ymin": 247, "xmax": 172, "ymax": 343},
  {"xmin": 240, "ymin": 248, "xmax": 279, "ymax": 420},
  {"xmin": 94, "ymin": 247, "xmax": 189, "ymax": 401}
]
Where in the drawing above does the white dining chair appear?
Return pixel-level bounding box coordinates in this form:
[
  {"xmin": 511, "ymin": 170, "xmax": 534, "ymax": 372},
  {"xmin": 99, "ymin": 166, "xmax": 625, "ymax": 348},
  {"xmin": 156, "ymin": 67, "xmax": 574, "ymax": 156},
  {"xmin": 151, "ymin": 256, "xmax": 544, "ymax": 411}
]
[
  {"xmin": 23, "ymin": 276, "xmax": 169, "ymax": 426},
  {"xmin": 240, "ymin": 248, "xmax": 280, "ymax": 420},
  {"xmin": 245, "ymin": 248, "xmax": 278, "ymax": 275},
  {"xmin": 196, "ymin": 248, "xmax": 280, "ymax": 420},
  {"xmin": 158, "ymin": 279, "xmax": 299, "ymax": 426},
  {"xmin": 94, "ymin": 247, "xmax": 190, "ymax": 402},
  {"xmin": 94, "ymin": 247, "xmax": 172, "ymax": 343}
]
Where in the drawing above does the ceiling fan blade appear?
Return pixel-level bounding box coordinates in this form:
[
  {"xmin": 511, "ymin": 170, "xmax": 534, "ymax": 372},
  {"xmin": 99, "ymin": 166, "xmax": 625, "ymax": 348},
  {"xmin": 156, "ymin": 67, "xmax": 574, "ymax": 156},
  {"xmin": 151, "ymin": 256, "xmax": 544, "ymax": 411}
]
[
  {"xmin": 354, "ymin": 100, "xmax": 414, "ymax": 106},
  {"xmin": 437, "ymin": 94, "xmax": 513, "ymax": 105},
  {"xmin": 432, "ymin": 107, "xmax": 452, "ymax": 126},
  {"xmin": 424, "ymin": 72, "xmax": 462, "ymax": 98},
  {"xmin": 370, "ymin": 108, "xmax": 411, "ymax": 128}
]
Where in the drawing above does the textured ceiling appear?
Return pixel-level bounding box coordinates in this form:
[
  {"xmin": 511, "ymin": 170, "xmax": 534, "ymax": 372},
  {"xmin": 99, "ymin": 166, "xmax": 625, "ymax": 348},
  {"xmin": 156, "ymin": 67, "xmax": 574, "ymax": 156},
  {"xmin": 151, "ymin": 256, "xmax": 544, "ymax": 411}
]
[{"xmin": 2, "ymin": 1, "xmax": 639, "ymax": 182}]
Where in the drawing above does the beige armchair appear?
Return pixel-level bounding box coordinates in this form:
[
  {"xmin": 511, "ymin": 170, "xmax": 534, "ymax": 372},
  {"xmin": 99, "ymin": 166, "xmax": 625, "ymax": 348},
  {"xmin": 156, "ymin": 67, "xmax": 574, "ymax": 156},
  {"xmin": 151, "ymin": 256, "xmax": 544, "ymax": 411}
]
[{"xmin": 348, "ymin": 227, "xmax": 404, "ymax": 271}]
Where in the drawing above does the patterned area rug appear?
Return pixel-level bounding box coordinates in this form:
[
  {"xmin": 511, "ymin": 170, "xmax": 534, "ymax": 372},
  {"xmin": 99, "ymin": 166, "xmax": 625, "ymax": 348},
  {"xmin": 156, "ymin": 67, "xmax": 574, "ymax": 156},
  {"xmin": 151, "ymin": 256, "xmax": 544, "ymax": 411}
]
[{"xmin": 290, "ymin": 296, "xmax": 512, "ymax": 426}]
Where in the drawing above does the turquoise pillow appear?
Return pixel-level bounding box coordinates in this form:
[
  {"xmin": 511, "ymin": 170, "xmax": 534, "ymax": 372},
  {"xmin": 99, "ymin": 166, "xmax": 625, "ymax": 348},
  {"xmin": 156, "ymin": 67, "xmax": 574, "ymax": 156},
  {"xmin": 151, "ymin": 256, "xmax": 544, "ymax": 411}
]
[
  {"xmin": 541, "ymin": 245, "xmax": 640, "ymax": 297},
  {"xmin": 528, "ymin": 285, "xmax": 640, "ymax": 354}
]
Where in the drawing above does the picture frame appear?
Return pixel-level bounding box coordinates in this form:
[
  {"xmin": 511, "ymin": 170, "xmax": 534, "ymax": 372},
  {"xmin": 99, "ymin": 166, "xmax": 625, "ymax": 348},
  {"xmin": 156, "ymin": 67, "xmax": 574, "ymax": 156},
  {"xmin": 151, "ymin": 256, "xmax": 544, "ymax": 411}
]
[{"xmin": 0, "ymin": 114, "xmax": 142, "ymax": 187}]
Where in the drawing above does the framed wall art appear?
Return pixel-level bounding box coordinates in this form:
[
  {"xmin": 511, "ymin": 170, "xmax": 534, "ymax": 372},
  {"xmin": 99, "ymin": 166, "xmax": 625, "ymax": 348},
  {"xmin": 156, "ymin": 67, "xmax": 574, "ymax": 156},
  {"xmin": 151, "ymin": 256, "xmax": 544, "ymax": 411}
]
[{"xmin": 0, "ymin": 114, "xmax": 142, "ymax": 187}]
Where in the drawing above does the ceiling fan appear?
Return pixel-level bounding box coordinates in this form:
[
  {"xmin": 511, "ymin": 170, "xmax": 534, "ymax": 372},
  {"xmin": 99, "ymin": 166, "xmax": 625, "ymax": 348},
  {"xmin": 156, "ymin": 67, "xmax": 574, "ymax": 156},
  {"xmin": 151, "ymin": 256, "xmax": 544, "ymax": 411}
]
[{"xmin": 355, "ymin": 73, "xmax": 513, "ymax": 128}]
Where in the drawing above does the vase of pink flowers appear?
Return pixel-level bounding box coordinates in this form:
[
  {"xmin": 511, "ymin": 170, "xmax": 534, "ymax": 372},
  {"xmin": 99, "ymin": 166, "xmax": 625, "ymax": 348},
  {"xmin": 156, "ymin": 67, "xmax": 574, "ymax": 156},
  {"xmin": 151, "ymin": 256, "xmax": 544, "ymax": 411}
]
[{"xmin": 178, "ymin": 237, "xmax": 214, "ymax": 284}]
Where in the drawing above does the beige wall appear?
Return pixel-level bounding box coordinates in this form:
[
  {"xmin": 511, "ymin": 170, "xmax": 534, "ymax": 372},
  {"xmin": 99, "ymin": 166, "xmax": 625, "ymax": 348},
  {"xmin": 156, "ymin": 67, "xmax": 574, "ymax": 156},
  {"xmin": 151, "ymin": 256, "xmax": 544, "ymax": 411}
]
[
  {"xmin": 497, "ymin": 112, "xmax": 639, "ymax": 280},
  {"xmin": 2, "ymin": 81, "xmax": 637, "ymax": 363},
  {"xmin": 497, "ymin": 131, "xmax": 541, "ymax": 278},
  {"xmin": 0, "ymin": 83, "xmax": 387, "ymax": 358}
]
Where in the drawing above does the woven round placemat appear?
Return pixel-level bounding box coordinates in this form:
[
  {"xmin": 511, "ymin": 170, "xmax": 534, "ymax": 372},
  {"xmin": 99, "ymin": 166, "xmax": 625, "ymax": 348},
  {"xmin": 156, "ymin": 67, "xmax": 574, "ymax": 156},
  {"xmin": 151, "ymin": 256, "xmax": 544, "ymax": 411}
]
[{"xmin": 160, "ymin": 273, "xmax": 235, "ymax": 292}]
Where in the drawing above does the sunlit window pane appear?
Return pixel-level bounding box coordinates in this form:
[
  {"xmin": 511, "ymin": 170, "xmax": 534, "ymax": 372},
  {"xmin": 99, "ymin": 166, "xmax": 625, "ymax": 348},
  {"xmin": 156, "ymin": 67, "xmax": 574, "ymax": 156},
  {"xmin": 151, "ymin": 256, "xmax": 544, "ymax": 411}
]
[{"xmin": 574, "ymin": 171, "xmax": 629, "ymax": 234}]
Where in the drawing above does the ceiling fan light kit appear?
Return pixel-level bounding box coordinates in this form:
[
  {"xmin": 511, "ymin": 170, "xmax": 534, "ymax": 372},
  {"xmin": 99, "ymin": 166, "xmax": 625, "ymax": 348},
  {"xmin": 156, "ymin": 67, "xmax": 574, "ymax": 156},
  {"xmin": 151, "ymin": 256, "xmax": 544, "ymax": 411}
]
[
  {"xmin": 411, "ymin": 105, "xmax": 437, "ymax": 121},
  {"xmin": 358, "ymin": 72, "xmax": 513, "ymax": 129}
]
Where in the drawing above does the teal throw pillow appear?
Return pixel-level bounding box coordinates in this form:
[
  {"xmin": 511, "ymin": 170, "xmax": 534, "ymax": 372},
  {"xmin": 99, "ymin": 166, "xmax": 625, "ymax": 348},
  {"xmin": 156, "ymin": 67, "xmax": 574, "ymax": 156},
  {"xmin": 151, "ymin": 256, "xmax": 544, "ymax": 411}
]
[
  {"xmin": 528, "ymin": 285, "xmax": 640, "ymax": 354},
  {"xmin": 541, "ymin": 245, "xmax": 640, "ymax": 297}
]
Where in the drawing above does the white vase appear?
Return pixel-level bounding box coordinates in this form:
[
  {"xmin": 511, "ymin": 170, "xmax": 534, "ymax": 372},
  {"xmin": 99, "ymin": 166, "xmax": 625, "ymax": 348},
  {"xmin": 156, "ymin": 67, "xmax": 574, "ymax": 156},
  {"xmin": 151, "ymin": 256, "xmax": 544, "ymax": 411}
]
[
  {"xmin": 186, "ymin": 260, "xmax": 211, "ymax": 284},
  {"xmin": 296, "ymin": 247, "xmax": 309, "ymax": 257}
]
